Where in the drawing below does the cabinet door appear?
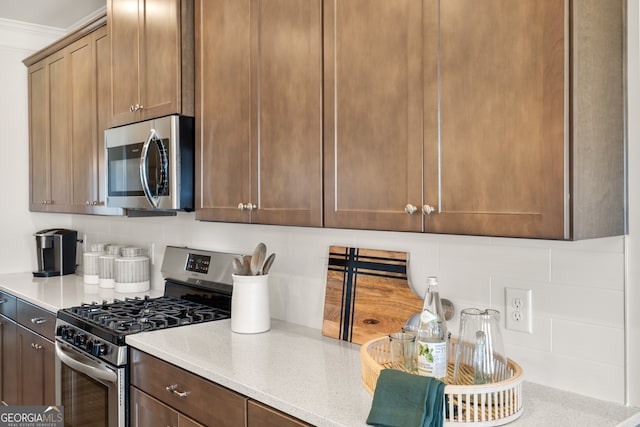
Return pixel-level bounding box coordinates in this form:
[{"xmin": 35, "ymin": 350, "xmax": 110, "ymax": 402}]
[
  {"xmin": 427, "ymin": 0, "xmax": 565, "ymax": 238},
  {"xmin": 247, "ymin": 400, "xmax": 312, "ymax": 427},
  {"xmin": 131, "ymin": 387, "xmax": 205, "ymax": 427},
  {"xmin": 139, "ymin": 0, "xmax": 182, "ymax": 120},
  {"xmin": 68, "ymin": 34, "xmax": 98, "ymax": 211},
  {"xmin": 0, "ymin": 316, "xmax": 18, "ymax": 406},
  {"xmin": 108, "ymin": 0, "xmax": 141, "ymax": 127},
  {"xmin": 17, "ymin": 325, "xmax": 55, "ymax": 406},
  {"xmin": 96, "ymin": 26, "xmax": 113, "ymax": 210},
  {"xmin": 195, "ymin": 0, "xmax": 251, "ymax": 222},
  {"xmin": 28, "ymin": 61, "xmax": 50, "ymax": 211},
  {"xmin": 323, "ymin": 0, "xmax": 428, "ymax": 231},
  {"xmin": 48, "ymin": 51, "xmax": 71, "ymax": 210},
  {"xmin": 249, "ymin": 0, "xmax": 323, "ymax": 227}
]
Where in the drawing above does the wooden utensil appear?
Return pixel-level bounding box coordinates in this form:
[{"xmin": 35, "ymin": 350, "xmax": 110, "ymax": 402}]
[
  {"xmin": 322, "ymin": 246, "xmax": 424, "ymax": 345},
  {"xmin": 250, "ymin": 243, "xmax": 267, "ymax": 275}
]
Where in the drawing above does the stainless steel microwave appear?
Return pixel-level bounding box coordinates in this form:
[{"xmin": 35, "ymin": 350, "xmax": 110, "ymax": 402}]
[{"xmin": 105, "ymin": 115, "xmax": 194, "ymax": 211}]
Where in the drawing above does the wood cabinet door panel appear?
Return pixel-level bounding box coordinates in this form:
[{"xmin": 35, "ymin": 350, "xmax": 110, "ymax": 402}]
[
  {"xmin": 109, "ymin": 0, "xmax": 141, "ymax": 127},
  {"xmin": 17, "ymin": 324, "xmax": 55, "ymax": 406},
  {"xmin": 195, "ymin": 0, "xmax": 251, "ymax": 222},
  {"xmin": 139, "ymin": 0, "xmax": 181, "ymax": 119},
  {"xmin": 428, "ymin": 0, "xmax": 565, "ymax": 238},
  {"xmin": 96, "ymin": 27, "xmax": 111, "ymax": 208},
  {"xmin": 130, "ymin": 387, "xmax": 179, "ymax": 427},
  {"xmin": 323, "ymin": 0, "xmax": 426, "ymax": 231},
  {"xmin": 68, "ymin": 36, "xmax": 97, "ymax": 211},
  {"xmin": 28, "ymin": 62, "xmax": 50, "ymax": 211},
  {"xmin": 249, "ymin": 0, "xmax": 323, "ymax": 227},
  {"xmin": 0, "ymin": 316, "xmax": 18, "ymax": 406},
  {"xmin": 247, "ymin": 400, "xmax": 312, "ymax": 427},
  {"xmin": 48, "ymin": 53, "xmax": 71, "ymax": 210}
]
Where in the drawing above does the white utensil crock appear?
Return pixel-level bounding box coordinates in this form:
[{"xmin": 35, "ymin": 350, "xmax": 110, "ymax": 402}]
[{"xmin": 231, "ymin": 274, "xmax": 270, "ymax": 334}]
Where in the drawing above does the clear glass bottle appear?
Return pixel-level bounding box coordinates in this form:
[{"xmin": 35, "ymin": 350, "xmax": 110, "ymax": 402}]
[{"xmin": 416, "ymin": 276, "xmax": 448, "ymax": 379}]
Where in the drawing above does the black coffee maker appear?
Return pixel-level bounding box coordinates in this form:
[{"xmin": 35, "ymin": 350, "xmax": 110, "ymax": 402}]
[{"xmin": 33, "ymin": 229, "xmax": 78, "ymax": 277}]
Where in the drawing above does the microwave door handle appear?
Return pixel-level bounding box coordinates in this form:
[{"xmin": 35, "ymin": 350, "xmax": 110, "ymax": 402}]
[
  {"xmin": 55, "ymin": 341, "xmax": 118, "ymax": 384},
  {"xmin": 140, "ymin": 129, "xmax": 160, "ymax": 208}
]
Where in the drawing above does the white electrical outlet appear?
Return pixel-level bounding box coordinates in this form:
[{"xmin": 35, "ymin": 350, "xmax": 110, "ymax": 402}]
[{"xmin": 505, "ymin": 287, "xmax": 532, "ymax": 333}]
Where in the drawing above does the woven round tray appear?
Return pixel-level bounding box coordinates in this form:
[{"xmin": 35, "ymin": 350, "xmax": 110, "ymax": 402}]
[{"xmin": 361, "ymin": 337, "xmax": 524, "ymax": 426}]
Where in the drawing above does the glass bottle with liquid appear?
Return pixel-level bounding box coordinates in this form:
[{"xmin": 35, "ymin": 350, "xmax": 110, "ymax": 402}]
[{"xmin": 416, "ymin": 276, "xmax": 448, "ymax": 379}]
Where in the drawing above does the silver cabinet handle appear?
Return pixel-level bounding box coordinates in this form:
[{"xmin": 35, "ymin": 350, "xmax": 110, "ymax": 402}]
[
  {"xmin": 31, "ymin": 317, "xmax": 47, "ymax": 325},
  {"xmin": 166, "ymin": 384, "xmax": 190, "ymax": 398},
  {"xmin": 404, "ymin": 204, "xmax": 418, "ymax": 215},
  {"xmin": 31, "ymin": 343, "xmax": 43, "ymax": 350},
  {"xmin": 422, "ymin": 205, "xmax": 436, "ymax": 215},
  {"xmin": 0, "ymin": 298, "xmax": 6, "ymax": 304}
]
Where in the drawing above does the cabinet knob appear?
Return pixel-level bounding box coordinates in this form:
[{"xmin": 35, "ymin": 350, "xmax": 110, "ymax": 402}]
[
  {"xmin": 404, "ymin": 204, "xmax": 418, "ymax": 215},
  {"xmin": 246, "ymin": 203, "xmax": 256, "ymax": 211},
  {"xmin": 238, "ymin": 203, "xmax": 246, "ymax": 211},
  {"xmin": 31, "ymin": 343, "xmax": 43, "ymax": 350},
  {"xmin": 129, "ymin": 105, "xmax": 135, "ymax": 112},
  {"xmin": 422, "ymin": 205, "xmax": 436, "ymax": 215}
]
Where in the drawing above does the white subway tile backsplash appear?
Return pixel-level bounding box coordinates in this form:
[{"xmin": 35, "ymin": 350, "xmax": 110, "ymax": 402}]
[
  {"xmin": 70, "ymin": 215, "xmax": 627, "ymax": 403},
  {"xmin": 552, "ymin": 318, "xmax": 624, "ymax": 367},
  {"xmin": 551, "ymin": 248, "xmax": 624, "ymax": 290}
]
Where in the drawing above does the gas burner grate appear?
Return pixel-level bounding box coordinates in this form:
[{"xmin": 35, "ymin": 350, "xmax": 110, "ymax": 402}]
[{"xmin": 64, "ymin": 295, "xmax": 229, "ymax": 335}]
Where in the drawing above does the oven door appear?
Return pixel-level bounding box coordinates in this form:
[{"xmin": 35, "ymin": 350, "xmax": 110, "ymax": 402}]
[{"xmin": 55, "ymin": 339, "xmax": 126, "ymax": 427}]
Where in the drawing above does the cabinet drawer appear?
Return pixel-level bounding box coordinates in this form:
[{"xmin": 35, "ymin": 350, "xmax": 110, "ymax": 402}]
[
  {"xmin": 0, "ymin": 291, "xmax": 16, "ymax": 320},
  {"xmin": 16, "ymin": 300, "xmax": 55, "ymax": 341},
  {"xmin": 130, "ymin": 348, "xmax": 246, "ymax": 427},
  {"xmin": 247, "ymin": 400, "xmax": 312, "ymax": 427}
]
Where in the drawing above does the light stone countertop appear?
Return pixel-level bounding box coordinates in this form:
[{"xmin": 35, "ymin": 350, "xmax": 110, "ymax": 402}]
[
  {"xmin": 126, "ymin": 319, "xmax": 640, "ymax": 427},
  {"xmin": 0, "ymin": 272, "xmax": 637, "ymax": 426},
  {"xmin": 0, "ymin": 272, "xmax": 163, "ymax": 313}
]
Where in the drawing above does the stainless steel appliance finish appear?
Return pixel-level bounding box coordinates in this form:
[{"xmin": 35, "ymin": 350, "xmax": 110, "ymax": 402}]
[
  {"xmin": 55, "ymin": 246, "xmax": 239, "ymax": 427},
  {"xmin": 33, "ymin": 228, "xmax": 77, "ymax": 277},
  {"xmin": 105, "ymin": 115, "xmax": 194, "ymax": 211}
]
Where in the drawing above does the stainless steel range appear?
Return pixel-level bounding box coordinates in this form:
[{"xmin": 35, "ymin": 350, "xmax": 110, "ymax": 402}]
[{"xmin": 54, "ymin": 246, "xmax": 240, "ymax": 427}]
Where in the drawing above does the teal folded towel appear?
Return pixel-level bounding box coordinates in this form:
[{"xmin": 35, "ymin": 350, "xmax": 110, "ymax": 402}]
[{"xmin": 366, "ymin": 369, "xmax": 445, "ymax": 427}]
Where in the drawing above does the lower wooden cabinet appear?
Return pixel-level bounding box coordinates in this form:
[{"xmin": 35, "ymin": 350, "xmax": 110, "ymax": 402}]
[
  {"xmin": 0, "ymin": 295, "xmax": 55, "ymax": 406},
  {"xmin": 131, "ymin": 387, "xmax": 204, "ymax": 427},
  {"xmin": 130, "ymin": 348, "xmax": 313, "ymax": 427},
  {"xmin": 16, "ymin": 324, "xmax": 55, "ymax": 405},
  {"xmin": 130, "ymin": 348, "xmax": 246, "ymax": 426},
  {"xmin": 247, "ymin": 400, "xmax": 312, "ymax": 427},
  {"xmin": 0, "ymin": 315, "xmax": 18, "ymax": 406}
]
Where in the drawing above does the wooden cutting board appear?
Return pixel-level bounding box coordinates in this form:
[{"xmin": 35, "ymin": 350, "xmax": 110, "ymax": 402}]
[{"xmin": 322, "ymin": 246, "xmax": 424, "ymax": 345}]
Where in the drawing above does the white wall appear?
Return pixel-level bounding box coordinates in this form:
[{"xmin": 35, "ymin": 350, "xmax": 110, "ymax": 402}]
[
  {"xmin": 0, "ymin": 18, "xmax": 72, "ymax": 273},
  {"xmin": 626, "ymin": 0, "xmax": 640, "ymax": 408},
  {"xmin": 1, "ymin": 8, "xmax": 636, "ymax": 406}
]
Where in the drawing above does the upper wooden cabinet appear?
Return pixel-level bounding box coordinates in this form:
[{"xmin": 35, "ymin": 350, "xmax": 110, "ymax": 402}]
[
  {"xmin": 25, "ymin": 19, "xmax": 123, "ymax": 215},
  {"xmin": 108, "ymin": 0, "xmax": 195, "ymax": 127},
  {"xmin": 324, "ymin": 0, "xmax": 625, "ymax": 239},
  {"xmin": 195, "ymin": 0, "xmax": 323, "ymax": 226},
  {"xmin": 323, "ymin": 0, "xmax": 428, "ymax": 232},
  {"xmin": 27, "ymin": 51, "xmax": 71, "ymax": 212}
]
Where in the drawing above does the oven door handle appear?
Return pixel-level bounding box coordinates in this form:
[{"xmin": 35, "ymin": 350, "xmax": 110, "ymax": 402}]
[{"xmin": 55, "ymin": 341, "xmax": 118, "ymax": 384}]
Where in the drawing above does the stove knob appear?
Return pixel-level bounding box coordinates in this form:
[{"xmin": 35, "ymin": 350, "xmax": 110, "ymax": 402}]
[
  {"xmin": 85, "ymin": 340, "xmax": 94, "ymax": 354},
  {"xmin": 62, "ymin": 328, "xmax": 74, "ymax": 340},
  {"xmin": 56, "ymin": 325, "xmax": 65, "ymax": 336},
  {"xmin": 92, "ymin": 342, "xmax": 103, "ymax": 357},
  {"xmin": 74, "ymin": 333, "xmax": 86, "ymax": 346}
]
